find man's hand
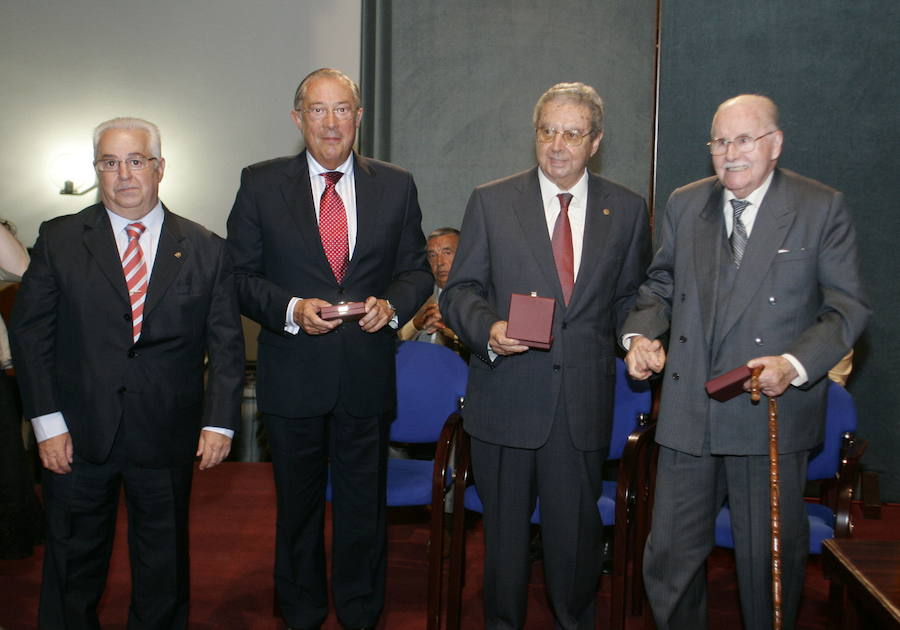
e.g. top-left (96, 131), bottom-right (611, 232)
top-left (359, 296), bottom-right (395, 333)
top-left (745, 356), bottom-right (798, 398)
top-left (625, 335), bottom-right (667, 380)
top-left (196, 430), bottom-right (232, 470)
top-left (293, 298), bottom-right (341, 335)
top-left (489, 321), bottom-right (528, 356)
top-left (38, 432), bottom-right (73, 474)
top-left (413, 302), bottom-right (443, 333)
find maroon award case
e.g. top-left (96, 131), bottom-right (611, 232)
top-left (705, 365), bottom-right (752, 402)
top-left (506, 293), bottom-right (554, 350)
top-left (320, 301), bottom-right (367, 321)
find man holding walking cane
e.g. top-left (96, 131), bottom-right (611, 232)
top-left (621, 94), bottom-right (869, 629)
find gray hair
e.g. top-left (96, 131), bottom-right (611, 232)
top-left (93, 117), bottom-right (161, 159)
top-left (711, 94), bottom-right (780, 136)
top-left (533, 82), bottom-right (604, 135)
top-left (293, 68), bottom-right (361, 111)
top-left (427, 227), bottom-right (460, 240)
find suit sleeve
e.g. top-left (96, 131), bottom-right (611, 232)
top-left (440, 187), bottom-right (499, 365)
top-left (226, 166), bottom-right (297, 332)
top-left (611, 197), bottom-right (652, 333)
top-left (784, 192), bottom-right (870, 382)
top-left (201, 241), bottom-right (245, 432)
top-left (620, 193), bottom-right (679, 345)
top-left (380, 175), bottom-right (433, 324)
top-left (9, 222), bottom-right (62, 420)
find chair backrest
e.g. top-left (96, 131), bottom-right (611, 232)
top-left (806, 381), bottom-right (857, 481)
top-left (608, 357), bottom-right (653, 460)
top-left (391, 341), bottom-right (468, 443)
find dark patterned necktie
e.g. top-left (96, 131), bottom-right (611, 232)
top-left (319, 171), bottom-right (349, 283)
top-left (122, 222), bottom-right (148, 342)
top-left (729, 199), bottom-right (750, 267)
top-left (552, 193), bottom-right (575, 305)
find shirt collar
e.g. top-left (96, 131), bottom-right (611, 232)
top-left (105, 201), bottom-right (164, 233)
top-left (306, 152), bottom-right (354, 177)
top-left (537, 167), bottom-right (589, 206)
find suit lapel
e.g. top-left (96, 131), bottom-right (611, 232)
top-left (568, 174), bottom-right (612, 308)
top-left (513, 169), bottom-right (564, 304)
top-left (718, 169), bottom-right (794, 341)
top-left (347, 154), bottom-right (382, 282)
top-left (280, 152), bottom-right (336, 283)
top-left (694, 182), bottom-right (726, 345)
top-left (81, 205), bottom-right (130, 306)
top-left (144, 207), bottom-right (185, 320)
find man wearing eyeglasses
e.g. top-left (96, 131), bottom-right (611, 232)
top-left (622, 94), bottom-right (869, 629)
top-left (226, 68), bottom-right (431, 630)
top-left (10, 117), bottom-right (245, 629)
top-left (441, 82), bottom-right (650, 629)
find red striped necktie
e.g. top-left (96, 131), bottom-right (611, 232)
top-left (122, 222), bottom-right (148, 342)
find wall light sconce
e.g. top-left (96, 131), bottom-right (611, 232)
top-left (50, 152), bottom-right (97, 196)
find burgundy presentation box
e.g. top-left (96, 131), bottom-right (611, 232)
top-left (705, 365), bottom-right (752, 402)
top-left (506, 293), bottom-right (554, 350)
top-left (320, 301), bottom-right (367, 321)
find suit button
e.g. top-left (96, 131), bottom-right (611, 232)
top-left (679, 335), bottom-right (687, 343)
top-left (672, 372), bottom-right (680, 380)
top-left (128, 349), bottom-right (137, 358)
top-left (680, 293), bottom-right (686, 302)
top-left (768, 296), bottom-right (777, 305)
top-left (561, 323), bottom-right (567, 330)
top-left (338, 288), bottom-right (345, 295)
top-left (118, 386), bottom-right (127, 393)
top-left (123, 313), bottom-right (132, 321)
top-left (553, 364), bottom-right (561, 372)
top-left (755, 337), bottom-right (764, 345)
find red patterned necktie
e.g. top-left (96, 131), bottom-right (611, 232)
top-left (319, 171), bottom-right (349, 283)
top-left (122, 222), bottom-right (148, 342)
top-left (551, 192), bottom-right (575, 305)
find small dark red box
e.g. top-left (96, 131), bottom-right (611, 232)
top-left (705, 365), bottom-right (752, 402)
top-left (506, 293), bottom-right (554, 350)
top-left (320, 301), bottom-right (367, 321)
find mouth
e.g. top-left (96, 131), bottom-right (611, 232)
top-left (723, 162), bottom-right (749, 172)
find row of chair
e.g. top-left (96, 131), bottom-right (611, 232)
top-left (376, 341), bottom-right (865, 629)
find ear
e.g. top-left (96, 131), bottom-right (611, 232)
top-left (589, 131), bottom-right (604, 158)
top-left (354, 107), bottom-right (364, 129)
top-left (290, 109), bottom-right (303, 132)
top-left (769, 130), bottom-right (784, 161)
top-left (155, 157), bottom-right (166, 182)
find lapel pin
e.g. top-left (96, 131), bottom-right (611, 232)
top-left (174, 251), bottom-right (182, 258)
top-left (603, 208), bottom-right (611, 216)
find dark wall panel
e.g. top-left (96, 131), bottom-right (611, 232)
top-left (363, 1), bottom-right (658, 235)
top-left (656, 2), bottom-right (900, 499)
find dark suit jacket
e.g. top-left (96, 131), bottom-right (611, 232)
top-left (226, 151), bottom-right (432, 418)
top-left (622, 168), bottom-right (870, 456)
top-left (10, 204), bottom-right (244, 468)
top-left (441, 168), bottom-right (651, 451)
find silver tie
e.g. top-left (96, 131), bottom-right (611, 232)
top-left (729, 199), bottom-right (750, 267)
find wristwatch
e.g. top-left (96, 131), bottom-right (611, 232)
top-left (383, 299), bottom-right (397, 313)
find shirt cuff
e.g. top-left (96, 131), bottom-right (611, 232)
top-left (388, 313), bottom-right (399, 330)
top-left (285, 297), bottom-right (301, 335)
top-left (621, 333), bottom-right (641, 350)
top-left (201, 426), bottom-right (235, 439)
top-left (31, 411), bottom-right (69, 443)
top-left (782, 353), bottom-right (808, 387)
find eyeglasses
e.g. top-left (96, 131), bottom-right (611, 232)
top-left (706, 130), bottom-right (778, 155)
top-left (94, 156), bottom-right (158, 172)
top-left (536, 127), bottom-right (593, 147)
top-left (301, 104), bottom-right (358, 120)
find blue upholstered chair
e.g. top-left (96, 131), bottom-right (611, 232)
top-left (714, 381), bottom-right (867, 554)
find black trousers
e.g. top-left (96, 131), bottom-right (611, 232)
top-left (39, 428), bottom-right (194, 630)
top-left (264, 406), bottom-right (389, 629)
top-left (471, 402), bottom-right (605, 630)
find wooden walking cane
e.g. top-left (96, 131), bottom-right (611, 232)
top-left (750, 366), bottom-right (783, 630)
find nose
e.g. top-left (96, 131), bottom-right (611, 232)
top-left (725, 140), bottom-right (741, 160)
top-left (323, 109), bottom-right (338, 127)
top-left (550, 132), bottom-right (566, 151)
top-left (117, 161), bottom-right (132, 178)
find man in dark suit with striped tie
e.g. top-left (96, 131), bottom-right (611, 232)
top-left (11, 117), bottom-right (244, 629)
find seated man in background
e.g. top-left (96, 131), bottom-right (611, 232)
top-left (398, 227), bottom-right (467, 358)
